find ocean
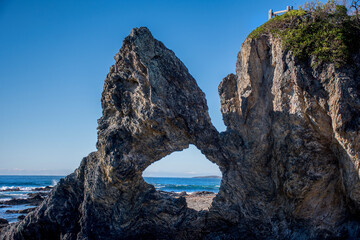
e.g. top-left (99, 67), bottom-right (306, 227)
top-left (0, 175), bottom-right (220, 223)
top-left (144, 177), bottom-right (220, 192)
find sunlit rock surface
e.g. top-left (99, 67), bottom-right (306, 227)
top-left (1, 28), bottom-right (359, 239)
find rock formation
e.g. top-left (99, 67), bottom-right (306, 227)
top-left (0, 218), bottom-right (8, 230)
top-left (1, 27), bottom-right (359, 239)
top-left (218, 35), bottom-right (360, 239)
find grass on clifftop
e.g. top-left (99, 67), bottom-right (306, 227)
top-left (248, 0), bottom-right (360, 67)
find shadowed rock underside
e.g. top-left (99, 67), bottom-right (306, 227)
top-left (1, 27), bottom-right (359, 239)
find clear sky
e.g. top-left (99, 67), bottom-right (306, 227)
top-left (0, 0), bottom-right (318, 176)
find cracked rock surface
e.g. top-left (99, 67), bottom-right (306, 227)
top-left (1, 28), bottom-right (359, 239)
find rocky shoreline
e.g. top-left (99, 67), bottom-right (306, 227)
top-left (0, 186), bottom-right (53, 229)
top-left (0, 189), bottom-right (215, 231)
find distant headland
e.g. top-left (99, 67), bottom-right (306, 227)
top-left (192, 175), bottom-right (221, 179)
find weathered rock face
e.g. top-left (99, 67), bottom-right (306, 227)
top-left (1, 27), bottom-right (359, 239)
top-left (218, 35), bottom-right (360, 238)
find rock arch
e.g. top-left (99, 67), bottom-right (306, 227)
top-left (1, 27), bottom-right (360, 240)
top-left (142, 144), bottom-right (222, 211)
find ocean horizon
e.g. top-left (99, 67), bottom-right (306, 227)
top-left (0, 175), bottom-right (221, 193)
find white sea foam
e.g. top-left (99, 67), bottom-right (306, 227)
top-left (0, 186), bottom-right (17, 191)
top-left (0, 186), bottom-right (34, 191)
top-left (0, 197), bottom-right (12, 202)
top-left (0, 186), bottom-right (48, 192)
top-left (51, 179), bottom-right (58, 186)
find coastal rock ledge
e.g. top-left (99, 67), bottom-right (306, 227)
top-left (1, 27), bottom-right (360, 239)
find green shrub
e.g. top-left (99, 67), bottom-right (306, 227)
top-left (248, 1), bottom-right (360, 67)
top-left (248, 10), bottom-right (307, 39)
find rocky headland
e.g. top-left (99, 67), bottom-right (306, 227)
top-left (1, 8), bottom-right (360, 239)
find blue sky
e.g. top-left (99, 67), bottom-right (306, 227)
top-left (0, 0), bottom-right (315, 176)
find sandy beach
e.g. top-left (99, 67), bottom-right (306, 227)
top-left (185, 192), bottom-right (216, 211)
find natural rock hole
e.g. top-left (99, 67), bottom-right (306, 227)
top-left (142, 144), bottom-right (222, 211)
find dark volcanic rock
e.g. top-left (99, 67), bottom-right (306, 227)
top-left (0, 218), bottom-right (9, 230)
top-left (1, 193), bottom-right (45, 206)
top-left (0, 218), bottom-right (8, 225)
top-left (190, 191), bottom-right (214, 196)
top-left (5, 208), bottom-right (36, 214)
top-left (33, 186), bottom-right (53, 192)
top-left (0, 188), bottom-right (21, 192)
top-left (1, 27), bottom-right (359, 239)
top-left (27, 192), bottom-right (49, 198)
